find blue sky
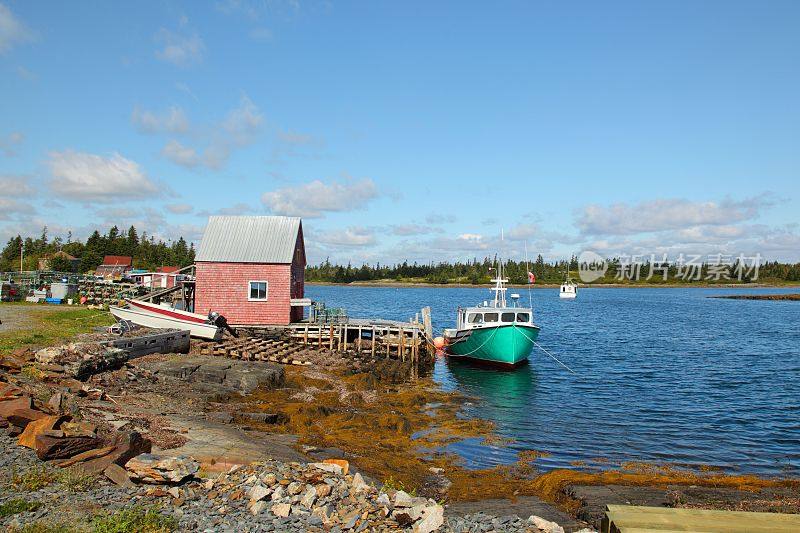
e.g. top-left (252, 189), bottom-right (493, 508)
top-left (1, 1), bottom-right (799, 263)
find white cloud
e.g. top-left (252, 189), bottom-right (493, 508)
top-left (158, 96), bottom-right (263, 170)
top-left (272, 128), bottom-right (326, 160)
top-left (0, 198), bottom-right (35, 220)
top-left (47, 150), bottom-right (160, 203)
top-left (0, 131), bottom-right (24, 155)
top-left (132, 106), bottom-right (189, 134)
top-left (0, 174), bottom-right (33, 196)
top-left (389, 224), bottom-right (443, 236)
top-left (197, 203), bottom-right (257, 217)
top-left (165, 203), bottom-right (193, 214)
top-left (261, 177), bottom-right (379, 218)
top-left (155, 27), bottom-right (204, 67)
top-left (310, 226), bottom-right (377, 247)
top-left (222, 95), bottom-right (263, 145)
top-left (161, 139), bottom-right (199, 168)
top-left (576, 195), bottom-right (776, 236)
top-left (94, 206), bottom-right (140, 221)
top-left (0, 3), bottom-right (34, 54)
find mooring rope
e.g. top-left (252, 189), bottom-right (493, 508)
top-left (516, 327), bottom-right (576, 374)
top-left (533, 341), bottom-right (576, 374)
top-left (451, 326), bottom-right (500, 357)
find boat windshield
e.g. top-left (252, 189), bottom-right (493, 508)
top-left (501, 312), bottom-right (515, 323)
top-left (516, 312), bottom-right (530, 323)
top-left (484, 312), bottom-right (499, 323)
top-left (468, 313), bottom-right (483, 324)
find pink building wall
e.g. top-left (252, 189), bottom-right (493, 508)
top-left (195, 262), bottom-right (293, 325)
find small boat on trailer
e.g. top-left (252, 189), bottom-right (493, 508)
top-left (443, 261), bottom-right (540, 367)
top-left (108, 298), bottom-right (236, 341)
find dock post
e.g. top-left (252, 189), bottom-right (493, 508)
top-left (399, 327), bottom-right (405, 361)
top-left (358, 326), bottom-right (362, 353)
top-left (412, 327), bottom-right (418, 362)
top-left (422, 307), bottom-right (432, 341)
top-left (318, 326), bottom-right (322, 348)
top-left (304, 324), bottom-right (308, 346)
top-left (343, 324), bottom-right (348, 352)
top-left (329, 325), bottom-right (334, 351)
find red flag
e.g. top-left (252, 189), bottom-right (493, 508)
top-left (528, 271), bottom-right (536, 284)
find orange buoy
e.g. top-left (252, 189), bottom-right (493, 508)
top-left (433, 336), bottom-right (446, 349)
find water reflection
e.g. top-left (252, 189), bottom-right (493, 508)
top-left (442, 357), bottom-right (536, 403)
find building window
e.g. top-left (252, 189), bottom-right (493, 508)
top-left (248, 281), bottom-right (268, 301)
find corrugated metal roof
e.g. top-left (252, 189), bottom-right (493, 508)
top-left (196, 216), bottom-right (302, 264)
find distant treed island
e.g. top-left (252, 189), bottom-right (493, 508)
top-left (2, 226), bottom-right (800, 285)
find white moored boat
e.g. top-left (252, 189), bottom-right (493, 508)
top-left (109, 304), bottom-right (224, 340)
top-left (559, 279), bottom-right (578, 299)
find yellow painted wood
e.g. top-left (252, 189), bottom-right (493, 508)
top-left (605, 505), bottom-right (800, 533)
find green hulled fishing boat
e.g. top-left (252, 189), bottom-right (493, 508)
top-left (443, 260), bottom-right (540, 367)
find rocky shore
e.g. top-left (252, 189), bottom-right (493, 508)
top-left (0, 424), bottom-right (581, 533)
top-left (0, 323), bottom-right (590, 532)
top-left (3, 309), bottom-right (798, 532)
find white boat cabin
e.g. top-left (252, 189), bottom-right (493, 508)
top-left (456, 305), bottom-right (533, 330)
top-left (560, 280), bottom-right (578, 299)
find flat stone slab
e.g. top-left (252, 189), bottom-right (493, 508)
top-left (140, 355), bottom-right (284, 396)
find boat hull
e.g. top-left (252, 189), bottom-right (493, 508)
top-left (127, 299), bottom-right (207, 323)
top-left (447, 324), bottom-right (539, 366)
top-left (109, 306), bottom-right (223, 340)
top-left (559, 292), bottom-right (577, 299)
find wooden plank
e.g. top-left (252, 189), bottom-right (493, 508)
top-left (604, 505), bottom-right (800, 533)
top-left (371, 326), bottom-right (376, 357)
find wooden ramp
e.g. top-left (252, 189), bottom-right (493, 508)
top-left (602, 504), bottom-right (800, 533)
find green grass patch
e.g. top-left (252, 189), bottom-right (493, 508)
top-left (0, 498), bottom-right (41, 518)
top-left (11, 466), bottom-right (58, 492)
top-left (91, 506), bottom-right (177, 533)
top-left (57, 468), bottom-right (97, 493)
top-left (9, 466), bottom-right (97, 493)
top-left (0, 305), bottom-right (114, 355)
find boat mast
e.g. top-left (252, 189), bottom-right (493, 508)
top-left (491, 231), bottom-right (507, 308)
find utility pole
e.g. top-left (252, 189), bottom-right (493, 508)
top-left (20, 240), bottom-right (23, 272)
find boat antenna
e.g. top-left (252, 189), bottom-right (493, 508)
top-left (524, 241), bottom-right (532, 309)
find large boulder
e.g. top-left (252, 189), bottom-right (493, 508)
top-left (74, 431), bottom-right (152, 474)
top-left (35, 434), bottom-right (102, 460)
top-left (18, 415), bottom-right (69, 449)
top-left (125, 453), bottom-right (199, 484)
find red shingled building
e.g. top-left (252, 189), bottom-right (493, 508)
top-left (95, 255), bottom-right (133, 280)
top-left (194, 216), bottom-right (307, 325)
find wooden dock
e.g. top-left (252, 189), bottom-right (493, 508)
top-left (236, 307), bottom-right (435, 364)
top-left (602, 504), bottom-right (800, 533)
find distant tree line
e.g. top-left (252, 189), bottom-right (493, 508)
top-left (306, 255), bottom-right (800, 284)
top-left (0, 226), bottom-right (195, 273)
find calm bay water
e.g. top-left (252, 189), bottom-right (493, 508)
top-left (306, 284), bottom-right (800, 475)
